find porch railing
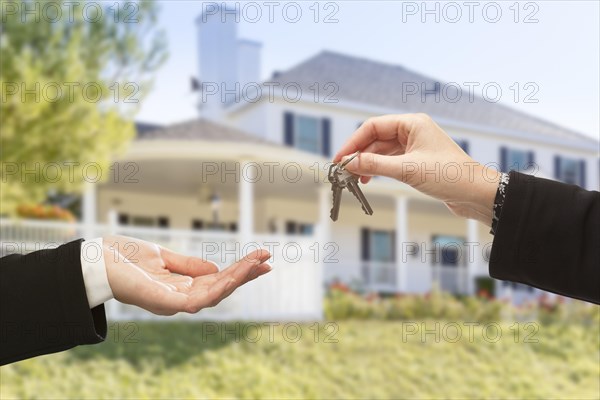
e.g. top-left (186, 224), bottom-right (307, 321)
top-left (0, 218), bottom-right (324, 321)
top-left (361, 261), bottom-right (470, 295)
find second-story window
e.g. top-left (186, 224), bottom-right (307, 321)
top-left (284, 112), bottom-right (331, 157)
top-left (500, 147), bottom-right (534, 172)
top-left (555, 156), bottom-right (586, 187)
top-left (296, 115), bottom-right (320, 153)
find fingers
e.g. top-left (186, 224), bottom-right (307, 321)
top-left (218, 249), bottom-right (271, 279)
top-left (160, 247), bottom-right (219, 277)
top-left (333, 114), bottom-right (418, 162)
top-left (243, 262), bottom-right (272, 284)
top-left (341, 152), bottom-right (403, 180)
top-left (184, 250), bottom-right (272, 313)
top-left (362, 139), bottom-right (405, 156)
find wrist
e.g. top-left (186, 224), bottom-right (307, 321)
top-left (444, 164), bottom-right (500, 226)
top-left (470, 165), bottom-right (501, 226)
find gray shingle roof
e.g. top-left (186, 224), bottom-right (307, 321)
top-left (136, 118), bottom-right (275, 145)
top-left (269, 51), bottom-right (597, 147)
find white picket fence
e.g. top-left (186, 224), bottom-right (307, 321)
top-left (0, 218), bottom-right (324, 321)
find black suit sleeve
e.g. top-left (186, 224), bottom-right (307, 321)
top-left (0, 239), bottom-right (107, 365)
top-left (490, 171), bottom-right (600, 304)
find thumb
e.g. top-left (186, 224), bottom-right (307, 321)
top-left (341, 152), bottom-right (402, 180)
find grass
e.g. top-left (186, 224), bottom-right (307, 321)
top-left (1, 320), bottom-right (599, 399)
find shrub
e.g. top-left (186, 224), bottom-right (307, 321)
top-left (17, 204), bottom-right (75, 222)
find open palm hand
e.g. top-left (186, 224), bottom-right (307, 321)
top-left (102, 235), bottom-right (271, 315)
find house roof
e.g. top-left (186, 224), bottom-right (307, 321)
top-left (136, 118), bottom-right (276, 145)
top-left (268, 51), bottom-right (598, 148)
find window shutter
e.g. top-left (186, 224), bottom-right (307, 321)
top-left (500, 147), bottom-right (507, 172)
top-left (527, 151), bottom-right (535, 170)
top-left (554, 156), bottom-right (561, 180)
top-left (579, 159), bottom-right (586, 188)
top-left (321, 118), bottom-right (331, 157)
top-left (361, 228), bottom-right (370, 261)
top-left (284, 112), bottom-right (294, 146)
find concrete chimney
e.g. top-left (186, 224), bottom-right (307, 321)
top-left (195, 5), bottom-right (262, 121)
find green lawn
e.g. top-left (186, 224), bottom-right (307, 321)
top-left (1, 320), bottom-right (598, 399)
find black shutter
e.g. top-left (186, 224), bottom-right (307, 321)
top-left (284, 112), bottom-right (294, 146)
top-left (321, 118), bottom-right (331, 157)
top-left (361, 228), bottom-right (370, 261)
top-left (500, 147), bottom-right (507, 172)
top-left (554, 156), bottom-right (561, 180)
top-left (527, 151), bottom-right (535, 170)
top-left (579, 159), bottom-right (586, 188)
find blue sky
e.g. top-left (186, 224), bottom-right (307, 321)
top-left (137, 1), bottom-right (600, 140)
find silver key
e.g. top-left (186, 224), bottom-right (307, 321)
top-left (330, 182), bottom-right (343, 221)
top-left (346, 177), bottom-right (374, 216)
top-left (328, 152), bottom-right (374, 221)
top-left (328, 164), bottom-right (343, 221)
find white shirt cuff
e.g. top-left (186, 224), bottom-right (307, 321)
top-left (80, 237), bottom-right (114, 308)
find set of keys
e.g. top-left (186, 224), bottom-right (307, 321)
top-left (328, 151), bottom-right (374, 221)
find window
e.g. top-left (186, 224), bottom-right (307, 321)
top-left (157, 216), bottom-right (169, 228)
top-left (283, 112), bottom-right (331, 156)
top-left (118, 213), bottom-right (129, 225)
top-left (500, 147), bottom-right (534, 172)
top-left (286, 221), bottom-right (314, 236)
top-left (432, 235), bottom-right (464, 267)
top-left (361, 228), bottom-right (395, 262)
top-left (371, 231), bottom-right (394, 262)
top-left (192, 219), bottom-right (237, 232)
top-left (192, 219), bottom-right (204, 230)
top-left (296, 115), bottom-right (320, 153)
top-left (555, 156), bottom-right (586, 187)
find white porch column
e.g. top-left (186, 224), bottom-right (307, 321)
top-left (239, 161), bottom-right (255, 242)
top-left (82, 182), bottom-right (97, 239)
top-left (317, 186), bottom-right (332, 242)
top-left (238, 161), bottom-right (256, 319)
top-left (395, 196), bottom-right (409, 293)
top-left (315, 186), bottom-right (331, 319)
top-left (466, 218), bottom-right (479, 295)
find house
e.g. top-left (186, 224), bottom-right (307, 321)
top-left (101, 12), bottom-right (599, 306)
top-left (2, 10), bottom-right (597, 319)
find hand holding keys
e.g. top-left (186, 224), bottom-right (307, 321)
top-left (328, 151), bottom-right (374, 221)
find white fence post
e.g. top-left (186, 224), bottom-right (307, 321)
top-left (396, 196), bottom-right (409, 292)
top-left (82, 183), bottom-right (97, 240)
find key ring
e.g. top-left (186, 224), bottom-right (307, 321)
top-left (339, 151), bottom-right (360, 170)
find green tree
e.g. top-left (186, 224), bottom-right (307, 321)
top-left (0, 0), bottom-right (167, 214)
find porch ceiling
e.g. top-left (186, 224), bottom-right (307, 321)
top-left (107, 139), bottom-right (431, 201)
top-left (101, 158), bottom-right (323, 201)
